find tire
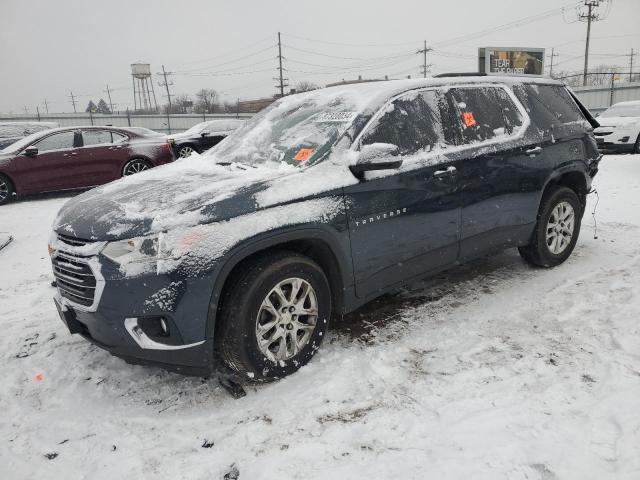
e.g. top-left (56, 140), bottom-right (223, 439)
top-left (122, 159), bottom-right (151, 176)
top-left (0, 174), bottom-right (14, 206)
top-left (177, 145), bottom-right (196, 158)
top-left (518, 186), bottom-right (582, 268)
top-left (633, 134), bottom-right (640, 154)
top-left (215, 251), bottom-right (331, 381)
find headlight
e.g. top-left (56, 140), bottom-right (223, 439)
top-left (102, 235), bottom-right (158, 265)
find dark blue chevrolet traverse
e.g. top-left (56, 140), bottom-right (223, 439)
top-left (50, 75), bottom-right (601, 380)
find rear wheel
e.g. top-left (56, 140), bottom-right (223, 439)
top-left (0, 175), bottom-right (14, 205)
top-left (215, 251), bottom-right (331, 381)
top-left (122, 159), bottom-right (151, 176)
top-left (178, 145), bottom-right (195, 158)
top-left (519, 186), bottom-right (582, 267)
top-left (633, 134), bottom-right (640, 154)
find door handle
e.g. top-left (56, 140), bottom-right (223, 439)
top-left (525, 146), bottom-right (542, 156)
top-left (433, 166), bottom-right (457, 179)
top-left (108, 146), bottom-right (122, 150)
top-left (63, 152), bottom-right (77, 157)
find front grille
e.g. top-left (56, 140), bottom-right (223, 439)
top-left (57, 233), bottom-right (92, 248)
top-left (52, 253), bottom-right (97, 307)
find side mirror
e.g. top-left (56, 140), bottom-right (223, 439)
top-left (349, 143), bottom-right (402, 178)
top-left (201, 130), bottom-right (210, 137)
top-left (24, 146), bottom-right (38, 157)
top-left (594, 112), bottom-right (600, 117)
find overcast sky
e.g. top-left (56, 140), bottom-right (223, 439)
top-left (1, 0), bottom-right (638, 114)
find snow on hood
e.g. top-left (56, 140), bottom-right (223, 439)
top-left (53, 150), bottom-right (358, 241)
top-left (596, 116), bottom-right (640, 128)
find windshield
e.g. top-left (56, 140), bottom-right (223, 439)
top-left (182, 122), bottom-right (208, 136)
top-left (209, 91), bottom-right (361, 167)
top-left (601, 103), bottom-right (640, 118)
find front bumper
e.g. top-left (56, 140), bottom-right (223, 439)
top-left (594, 130), bottom-right (636, 153)
top-left (53, 254), bottom-right (218, 375)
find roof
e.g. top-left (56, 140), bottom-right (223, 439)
top-left (287, 75), bottom-right (563, 117)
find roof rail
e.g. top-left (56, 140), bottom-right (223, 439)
top-left (433, 72), bottom-right (487, 78)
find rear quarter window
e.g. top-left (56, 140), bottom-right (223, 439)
top-left (513, 84), bottom-right (589, 138)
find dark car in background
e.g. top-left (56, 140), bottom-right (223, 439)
top-left (0, 126), bottom-right (174, 205)
top-left (168, 119), bottom-right (246, 157)
top-left (50, 76), bottom-right (600, 380)
top-left (0, 121), bottom-right (59, 149)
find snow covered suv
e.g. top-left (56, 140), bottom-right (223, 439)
top-left (593, 100), bottom-right (640, 154)
top-left (50, 75), bottom-right (601, 380)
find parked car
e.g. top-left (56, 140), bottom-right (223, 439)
top-left (0, 121), bottom-right (59, 149)
top-left (167, 119), bottom-right (246, 157)
top-left (0, 126), bottom-right (174, 205)
top-left (593, 100), bottom-right (640, 153)
top-left (50, 76), bottom-right (600, 380)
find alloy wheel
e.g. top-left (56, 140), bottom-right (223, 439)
top-left (546, 201), bottom-right (575, 255)
top-left (124, 161), bottom-right (149, 176)
top-left (0, 179), bottom-right (8, 202)
top-left (255, 277), bottom-right (319, 362)
top-left (179, 146), bottom-right (194, 158)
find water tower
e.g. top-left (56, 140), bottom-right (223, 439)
top-left (131, 62), bottom-right (158, 112)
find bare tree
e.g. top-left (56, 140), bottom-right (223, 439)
top-left (174, 94), bottom-right (193, 114)
top-left (195, 88), bottom-right (218, 113)
top-left (294, 81), bottom-right (319, 92)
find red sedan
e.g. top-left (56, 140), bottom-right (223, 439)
top-left (0, 126), bottom-right (174, 205)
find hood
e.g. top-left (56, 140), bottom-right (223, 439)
top-left (596, 116), bottom-right (640, 128)
top-left (52, 152), bottom-right (356, 241)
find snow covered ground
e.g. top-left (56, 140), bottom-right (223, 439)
top-left (1, 155), bottom-right (639, 480)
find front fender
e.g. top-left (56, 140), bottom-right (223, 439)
top-left (203, 224), bottom-right (352, 340)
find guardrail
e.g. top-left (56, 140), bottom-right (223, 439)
top-left (0, 113), bottom-right (254, 134)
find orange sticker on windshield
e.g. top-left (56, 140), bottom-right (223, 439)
top-left (462, 111), bottom-right (477, 127)
top-left (294, 148), bottom-right (315, 162)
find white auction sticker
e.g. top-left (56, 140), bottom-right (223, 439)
top-left (314, 111), bottom-right (358, 123)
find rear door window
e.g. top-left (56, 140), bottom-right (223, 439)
top-left (82, 130), bottom-right (113, 146)
top-left (361, 88), bottom-right (454, 156)
top-left (446, 86), bottom-right (525, 146)
top-left (34, 131), bottom-right (76, 152)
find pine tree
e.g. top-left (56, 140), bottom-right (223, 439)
top-left (97, 98), bottom-right (111, 114)
top-left (85, 100), bottom-right (97, 113)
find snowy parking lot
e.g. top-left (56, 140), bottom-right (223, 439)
top-left (1, 155), bottom-right (639, 480)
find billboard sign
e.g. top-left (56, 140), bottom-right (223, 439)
top-left (479, 47), bottom-right (545, 76)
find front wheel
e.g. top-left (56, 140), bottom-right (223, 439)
top-left (519, 186), bottom-right (582, 267)
top-left (215, 251), bottom-right (331, 381)
top-left (0, 175), bottom-right (14, 205)
top-left (122, 159), bottom-right (151, 176)
top-left (633, 134), bottom-right (640, 154)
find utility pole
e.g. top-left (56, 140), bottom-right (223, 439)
top-left (548, 47), bottom-right (559, 78)
top-left (274, 32), bottom-right (288, 97)
top-left (69, 91), bottom-right (77, 113)
top-left (416, 41), bottom-right (432, 78)
top-left (36, 106), bottom-right (41, 121)
top-left (23, 106), bottom-right (28, 115)
top-left (43, 99), bottom-right (49, 114)
top-left (159, 65), bottom-right (173, 134)
top-left (626, 48), bottom-right (635, 82)
top-left (579, 0), bottom-right (609, 86)
top-left (105, 84), bottom-right (114, 113)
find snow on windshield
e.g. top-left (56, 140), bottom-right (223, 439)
top-left (207, 87), bottom-right (374, 167)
